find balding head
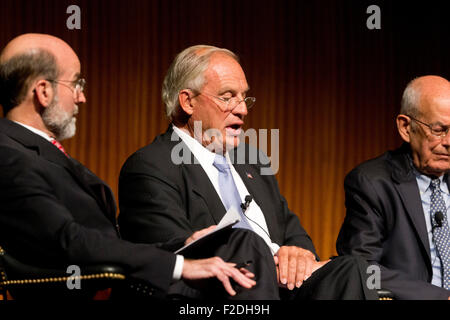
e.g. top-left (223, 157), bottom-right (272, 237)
top-left (0, 34), bottom-right (83, 140)
top-left (0, 33), bottom-right (81, 111)
top-left (397, 75), bottom-right (450, 176)
top-left (0, 33), bottom-right (78, 67)
top-left (401, 75), bottom-right (450, 118)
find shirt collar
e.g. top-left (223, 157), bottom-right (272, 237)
top-left (409, 155), bottom-right (450, 196)
top-left (13, 121), bottom-right (53, 142)
top-left (172, 125), bottom-right (218, 166)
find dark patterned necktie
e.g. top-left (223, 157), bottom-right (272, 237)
top-left (213, 154), bottom-right (252, 231)
top-left (429, 178), bottom-right (450, 289)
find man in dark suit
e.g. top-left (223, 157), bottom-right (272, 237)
top-left (0, 33), bottom-right (258, 299)
top-left (337, 75), bottom-right (450, 300)
top-left (119, 45), bottom-right (377, 300)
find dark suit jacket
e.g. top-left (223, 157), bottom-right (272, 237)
top-left (0, 118), bottom-right (176, 296)
top-left (118, 126), bottom-right (317, 258)
top-left (337, 143), bottom-right (450, 299)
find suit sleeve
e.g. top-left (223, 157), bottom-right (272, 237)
top-left (118, 152), bottom-right (192, 251)
top-left (337, 167), bottom-right (449, 300)
top-left (0, 147), bottom-right (176, 296)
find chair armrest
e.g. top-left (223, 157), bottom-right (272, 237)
top-left (0, 246), bottom-right (126, 299)
top-left (377, 289), bottom-right (395, 300)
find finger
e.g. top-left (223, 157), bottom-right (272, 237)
top-left (226, 268), bottom-right (256, 290)
top-left (275, 264), bottom-right (281, 286)
top-left (223, 262), bottom-right (256, 285)
top-left (238, 268), bottom-right (255, 278)
top-left (230, 266), bottom-right (256, 284)
top-left (273, 255), bottom-right (279, 265)
top-left (288, 254), bottom-right (299, 290)
top-left (294, 257), bottom-right (307, 288)
top-left (272, 255), bottom-right (280, 283)
top-left (303, 257), bottom-right (314, 282)
top-left (226, 262), bottom-right (255, 278)
top-left (277, 250), bottom-right (289, 285)
top-left (217, 272), bottom-right (236, 296)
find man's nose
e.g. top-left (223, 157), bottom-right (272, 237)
top-left (232, 99), bottom-right (248, 117)
top-left (76, 91), bottom-right (86, 104)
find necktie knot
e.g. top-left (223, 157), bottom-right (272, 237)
top-left (213, 155), bottom-right (230, 173)
top-left (430, 178), bottom-right (441, 191)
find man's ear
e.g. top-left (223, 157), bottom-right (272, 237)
top-left (178, 89), bottom-right (195, 116)
top-left (396, 114), bottom-right (411, 143)
top-left (33, 79), bottom-right (54, 108)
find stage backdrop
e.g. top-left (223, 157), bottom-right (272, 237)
top-left (1, 0), bottom-right (448, 259)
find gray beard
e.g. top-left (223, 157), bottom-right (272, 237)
top-left (42, 94), bottom-right (78, 141)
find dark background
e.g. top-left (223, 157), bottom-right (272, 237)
top-left (1, 0), bottom-right (448, 259)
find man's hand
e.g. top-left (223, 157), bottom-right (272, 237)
top-left (185, 225), bottom-right (217, 245)
top-left (274, 246), bottom-right (330, 290)
top-left (182, 257), bottom-right (256, 296)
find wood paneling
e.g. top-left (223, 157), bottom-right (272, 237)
top-left (1, 0), bottom-right (448, 259)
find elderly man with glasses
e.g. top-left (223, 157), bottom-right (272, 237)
top-left (118, 45), bottom-right (377, 300)
top-left (337, 75), bottom-right (450, 300)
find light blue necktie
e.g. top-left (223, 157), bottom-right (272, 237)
top-left (429, 178), bottom-right (450, 290)
top-left (213, 154), bottom-right (253, 231)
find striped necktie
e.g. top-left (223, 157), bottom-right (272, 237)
top-left (51, 139), bottom-right (68, 157)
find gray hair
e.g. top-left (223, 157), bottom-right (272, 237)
top-left (400, 78), bottom-right (422, 130)
top-left (0, 49), bottom-right (59, 114)
top-left (162, 45), bottom-right (239, 121)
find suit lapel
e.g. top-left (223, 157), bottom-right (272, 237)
top-left (390, 146), bottom-right (431, 260)
top-left (183, 163), bottom-right (227, 224)
top-left (394, 181), bottom-right (430, 258)
top-left (163, 127), bottom-right (226, 224)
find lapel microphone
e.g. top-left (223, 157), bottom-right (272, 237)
top-left (434, 211), bottom-right (444, 229)
top-left (240, 195), bottom-right (273, 241)
top-left (240, 195), bottom-right (253, 212)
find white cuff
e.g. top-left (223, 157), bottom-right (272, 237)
top-left (172, 254), bottom-right (184, 281)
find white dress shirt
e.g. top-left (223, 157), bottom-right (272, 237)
top-left (173, 125), bottom-right (280, 255)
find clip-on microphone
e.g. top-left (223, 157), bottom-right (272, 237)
top-left (240, 195), bottom-right (253, 212)
top-left (433, 211), bottom-right (444, 230)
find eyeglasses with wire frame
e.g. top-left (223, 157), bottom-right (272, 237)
top-left (197, 91), bottom-right (256, 111)
top-left (407, 114), bottom-right (450, 138)
top-left (47, 78), bottom-right (86, 98)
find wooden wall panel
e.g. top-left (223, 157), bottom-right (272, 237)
top-left (1, 0), bottom-right (449, 260)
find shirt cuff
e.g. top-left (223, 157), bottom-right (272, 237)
top-left (270, 243), bottom-right (281, 255)
top-left (172, 254), bottom-right (184, 281)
